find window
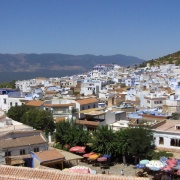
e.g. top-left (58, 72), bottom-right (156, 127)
top-left (88, 105), bottom-right (90, 109)
top-left (34, 147), bottom-right (39, 152)
top-left (159, 137), bottom-right (164, 145)
top-left (20, 149), bottom-right (26, 155)
top-left (5, 151), bottom-right (11, 156)
top-left (15, 102), bottom-right (18, 106)
top-left (10, 102), bottom-right (12, 106)
top-left (3, 99), bottom-right (7, 104)
top-left (171, 139), bottom-right (180, 147)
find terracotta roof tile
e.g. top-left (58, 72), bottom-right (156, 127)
top-left (34, 149), bottom-right (65, 163)
top-left (0, 135), bottom-right (47, 149)
top-left (0, 165), bottom-right (149, 180)
top-left (76, 98), bottom-right (98, 105)
top-left (26, 100), bottom-right (44, 107)
top-left (75, 119), bottom-right (99, 126)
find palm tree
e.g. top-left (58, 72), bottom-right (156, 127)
top-left (115, 128), bottom-right (130, 164)
top-left (90, 125), bottom-right (116, 155)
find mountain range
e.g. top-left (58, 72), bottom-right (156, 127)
top-left (0, 53), bottom-right (145, 82)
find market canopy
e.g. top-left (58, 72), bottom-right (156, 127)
top-left (140, 159), bottom-right (149, 165)
top-left (146, 160), bottom-right (165, 171)
top-left (69, 146), bottom-right (86, 153)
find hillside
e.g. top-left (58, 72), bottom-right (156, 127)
top-left (0, 53), bottom-right (145, 82)
top-left (139, 51), bottom-right (180, 67)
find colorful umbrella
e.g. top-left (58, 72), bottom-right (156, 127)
top-left (88, 154), bottom-right (100, 160)
top-left (69, 146), bottom-right (86, 153)
top-left (136, 164), bottom-right (146, 169)
top-left (177, 169), bottom-right (180, 176)
top-left (167, 158), bottom-right (178, 165)
top-left (160, 157), bottom-right (168, 163)
top-left (103, 154), bottom-right (111, 159)
top-left (161, 166), bottom-right (172, 172)
top-left (97, 157), bottom-right (107, 162)
top-left (168, 163), bottom-right (176, 168)
top-left (83, 152), bottom-right (95, 158)
top-left (149, 167), bottom-right (161, 171)
top-left (69, 165), bottom-right (90, 174)
top-left (140, 159), bottom-right (149, 165)
top-left (146, 160), bottom-right (165, 170)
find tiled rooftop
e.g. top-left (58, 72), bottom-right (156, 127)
top-left (50, 148), bottom-right (83, 161)
top-left (0, 165), bottom-right (149, 180)
top-left (0, 135), bottom-right (47, 149)
top-left (34, 149), bottom-right (65, 162)
top-left (26, 100), bottom-right (44, 107)
top-left (76, 98), bottom-right (98, 105)
top-left (155, 120), bottom-right (180, 133)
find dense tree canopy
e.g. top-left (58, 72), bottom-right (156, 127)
top-left (90, 125), bottom-right (116, 155)
top-left (7, 105), bottom-right (55, 133)
top-left (7, 104), bottom-right (32, 122)
top-left (55, 123), bottom-right (154, 161)
top-left (55, 121), bottom-right (90, 147)
top-left (127, 126), bottom-right (153, 158)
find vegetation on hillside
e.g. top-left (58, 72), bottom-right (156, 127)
top-left (139, 51), bottom-right (180, 67)
top-left (0, 80), bottom-right (16, 88)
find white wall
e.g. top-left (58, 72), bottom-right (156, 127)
top-left (154, 131), bottom-right (180, 150)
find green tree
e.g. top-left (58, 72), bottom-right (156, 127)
top-left (115, 128), bottom-right (131, 163)
top-left (7, 105), bottom-right (55, 134)
top-left (55, 121), bottom-right (90, 147)
top-left (90, 125), bottom-right (116, 155)
top-left (21, 109), bottom-right (55, 134)
top-left (128, 126), bottom-right (153, 160)
top-left (55, 121), bottom-right (71, 146)
top-left (7, 104), bottom-right (32, 122)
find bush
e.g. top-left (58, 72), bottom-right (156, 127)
top-left (150, 151), bottom-right (173, 160)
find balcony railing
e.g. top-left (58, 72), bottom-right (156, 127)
top-left (53, 110), bottom-right (72, 115)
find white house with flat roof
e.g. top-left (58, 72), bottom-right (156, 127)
top-left (153, 120), bottom-right (180, 151)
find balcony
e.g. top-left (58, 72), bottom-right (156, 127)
top-left (52, 110), bottom-right (72, 115)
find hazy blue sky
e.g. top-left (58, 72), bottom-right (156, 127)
top-left (0, 0), bottom-right (180, 60)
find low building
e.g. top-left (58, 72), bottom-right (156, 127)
top-left (153, 120), bottom-right (180, 151)
top-left (0, 130), bottom-right (48, 164)
top-left (75, 97), bottom-right (99, 119)
top-left (31, 149), bottom-right (65, 169)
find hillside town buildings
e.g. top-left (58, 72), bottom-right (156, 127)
top-left (0, 63), bottom-right (180, 178)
